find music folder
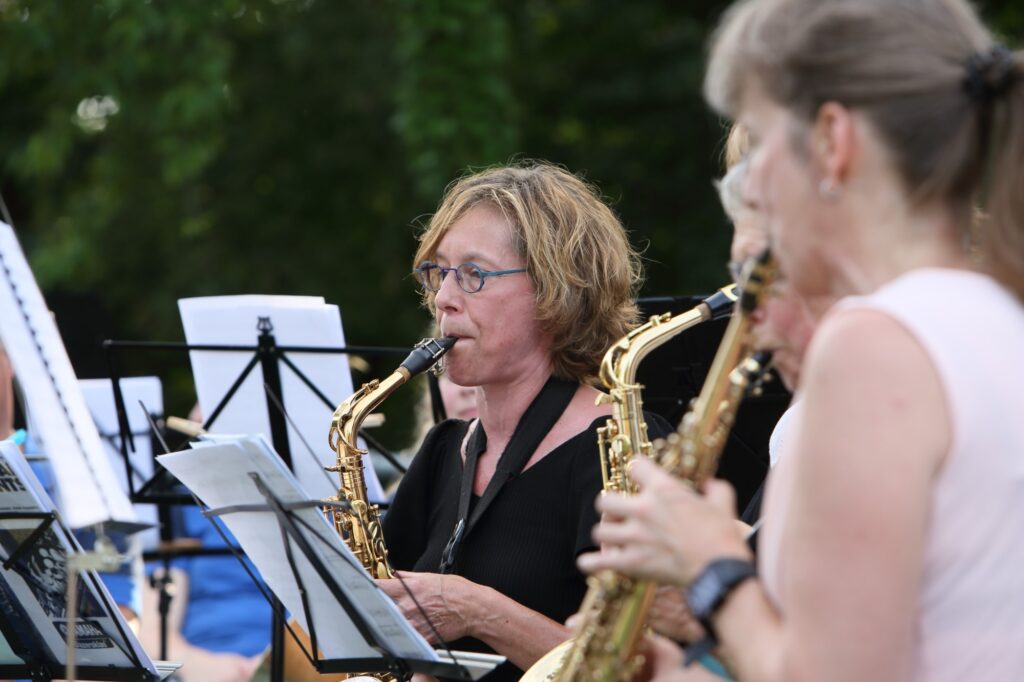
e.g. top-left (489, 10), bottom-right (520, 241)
top-left (0, 441), bottom-right (162, 681)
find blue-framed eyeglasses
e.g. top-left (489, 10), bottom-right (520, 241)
top-left (414, 261), bottom-right (527, 294)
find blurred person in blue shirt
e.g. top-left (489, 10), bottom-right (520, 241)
top-left (138, 404), bottom-right (272, 682)
top-left (140, 505), bottom-right (272, 682)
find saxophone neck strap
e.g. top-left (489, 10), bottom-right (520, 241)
top-left (439, 375), bottom-right (578, 574)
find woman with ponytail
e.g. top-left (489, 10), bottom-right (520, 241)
top-left (578, 1), bottom-right (1024, 680)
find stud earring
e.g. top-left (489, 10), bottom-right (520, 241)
top-left (818, 178), bottom-right (842, 201)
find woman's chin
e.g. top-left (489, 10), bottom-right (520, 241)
top-left (444, 366), bottom-right (477, 388)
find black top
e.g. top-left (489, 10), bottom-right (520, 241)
top-left (383, 412), bottom-right (672, 681)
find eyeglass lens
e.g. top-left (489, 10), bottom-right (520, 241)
top-left (418, 263), bottom-right (484, 293)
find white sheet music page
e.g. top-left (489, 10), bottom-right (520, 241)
top-left (157, 435), bottom-right (438, 663)
top-left (0, 441), bottom-right (157, 674)
top-left (178, 295), bottom-right (386, 504)
top-left (0, 221), bottom-right (135, 528)
top-left (79, 377), bottom-right (163, 549)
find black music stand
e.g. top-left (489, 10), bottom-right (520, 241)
top-left (199, 471), bottom-right (478, 681)
top-left (0, 510), bottom-right (159, 681)
top-left (102, 320), bottom-right (410, 682)
top-left (103, 319), bottom-right (410, 506)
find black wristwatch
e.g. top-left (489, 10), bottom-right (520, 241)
top-left (683, 557), bottom-right (757, 665)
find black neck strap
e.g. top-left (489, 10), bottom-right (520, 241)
top-left (439, 375), bottom-right (578, 573)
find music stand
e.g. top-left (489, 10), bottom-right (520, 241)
top-left (103, 321), bottom-right (410, 506)
top-left (102, 321), bottom-right (411, 682)
top-left (159, 438), bottom-right (502, 681)
top-left (0, 446), bottom-right (160, 682)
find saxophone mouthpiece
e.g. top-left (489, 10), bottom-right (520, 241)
top-left (703, 283), bottom-right (740, 320)
top-left (400, 336), bottom-right (458, 376)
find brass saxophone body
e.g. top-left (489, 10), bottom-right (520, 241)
top-left (595, 284), bottom-right (739, 494)
top-left (521, 285), bottom-right (740, 682)
top-left (294, 337), bottom-right (456, 682)
top-left (584, 253), bottom-right (773, 682)
top-left (326, 336), bottom-right (456, 579)
top-left (262, 338), bottom-right (456, 682)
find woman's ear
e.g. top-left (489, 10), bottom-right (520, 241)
top-left (813, 101), bottom-right (857, 191)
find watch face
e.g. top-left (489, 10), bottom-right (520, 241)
top-left (686, 558), bottom-right (756, 621)
top-left (688, 572), bottom-right (721, 616)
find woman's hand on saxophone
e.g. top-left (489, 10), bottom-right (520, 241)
top-left (647, 586), bottom-right (705, 643)
top-left (376, 571), bottom-right (475, 643)
top-left (577, 458), bottom-right (751, 587)
top-left (564, 585), bottom-right (704, 650)
top-left (636, 636), bottom-right (727, 682)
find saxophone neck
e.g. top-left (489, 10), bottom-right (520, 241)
top-left (329, 371), bottom-right (405, 458)
top-left (664, 250), bottom-right (776, 481)
top-left (599, 301), bottom-right (718, 391)
top-left (328, 336), bottom-right (457, 458)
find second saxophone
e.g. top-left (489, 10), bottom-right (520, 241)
top-left (522, 252), bottom-right (774, 682)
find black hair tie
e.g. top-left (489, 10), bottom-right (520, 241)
top-left (964, 46), bottom-right (1017, 101)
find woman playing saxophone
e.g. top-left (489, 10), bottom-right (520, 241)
top-left (378, 162), bottom-right (671, 681)
top-left (579, 1), bottom-right (1024, 680)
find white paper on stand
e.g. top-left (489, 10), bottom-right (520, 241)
top-left (0, 221), bottom-right (135, 529)
top-left (0, 441), bottom-right (157, 674)
top-left (79, 377), bottom-right (163, 549)
top-left (157, 436), bottom-right (437, 663)
top-left (178, 295), bottom-right (385, 503)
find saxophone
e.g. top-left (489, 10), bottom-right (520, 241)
top-left (273, 337), bottom-right (456, 682)
top-left (520, 284), bottom-right (739, 682)
top-left (595, 284), bottom-right (739, 494)
top-left (326, 336), bottom-right (456, 580)
top-left (522, 252), bottom-right (774, 682)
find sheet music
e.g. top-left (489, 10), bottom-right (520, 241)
top-left (437, 650), bottom-right (507, 681)
top-left (178, 295), bottom-right (386, 504)
top-left (158, 436), bottom-right (439, 663)
top-left (0, 441), bottom-right (157, 674)
top-left (0, 221), bottom-right (135, 528)
top-left (79, 377), bottom-right (162, 549)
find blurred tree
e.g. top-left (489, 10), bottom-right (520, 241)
top-left (394, 0), bottom-right (519, 200)
top-left (0, 0), bottom-right (1018, 447)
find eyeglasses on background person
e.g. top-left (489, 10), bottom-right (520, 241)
top-left (413, 261), bottom-right (526, 294)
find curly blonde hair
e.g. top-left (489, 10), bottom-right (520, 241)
top-left (413, 161), bottom-right (643, 384)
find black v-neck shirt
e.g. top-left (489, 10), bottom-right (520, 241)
top-left (383, 413), bottom-right (671, 680)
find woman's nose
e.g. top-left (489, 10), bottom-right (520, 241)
top-left (434, 268), bottom-right (463, 312)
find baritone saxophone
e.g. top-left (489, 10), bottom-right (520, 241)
top-left (522, 251), bottom-right (774, 682)
top-left (521, 283), bottom-right (740, 682)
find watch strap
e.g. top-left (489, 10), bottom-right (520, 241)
top-left (683, 557), bottom-right (757, 667)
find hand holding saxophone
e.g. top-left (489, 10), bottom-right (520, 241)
top-left (578, 457), bottom-right (751, 587)
top-left (645, 586), bottom-right (704, 644)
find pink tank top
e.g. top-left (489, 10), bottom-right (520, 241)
top-left (759, 268), bottom-right (1024, 681)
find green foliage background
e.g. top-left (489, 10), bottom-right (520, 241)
top-left (1, 0), bottom-right (1020, 448)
